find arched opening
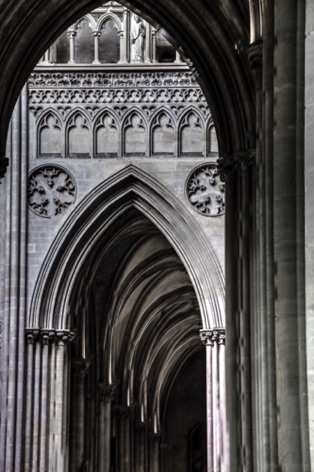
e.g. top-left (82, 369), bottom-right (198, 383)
top-left (68, 208), bottom-right (206, 470)
top-left (24, 166), bottom-right (225, 471)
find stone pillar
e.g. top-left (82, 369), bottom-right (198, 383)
top-left (273, 1), bottom-right (309, 470)
top-left (200, 330), bottom-right (214, 471)
top-left (151, 29), bottom-right (157, 63)
top-left (0, 86), bottom-right (28, 472)
top-left (67, 30), bottom-right (76, 64)
top-left (305, 0), bottom-right (314, 467)
top-left (200, 328), bottom-right (226, 472)
top-left (217, 156), bottom-right (241, 471)
top-left (98, 384), bottom-right (116, 472)
top-left (93, 32), bottom-right (101, 64)
top-left (24, 328), bottom-right (75, 471)
top-left (70, 359), bottom-right (90, 470)
top-left (122, 8), bottom-right (130, 63)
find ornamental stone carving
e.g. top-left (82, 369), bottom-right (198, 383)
top-left (186, 164), bottom-right (225, 216)
top-left (200, 328), bottom-right (225, 346)
top-left (27, 165), bottom-right (76, 217)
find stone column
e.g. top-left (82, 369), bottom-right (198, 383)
top-left (151, 29), bottom-right (157, 63)
top-left (67, 30), bottom-right (76, 64)
top-left (70, 359), bottom-right (90, 470)
top-left (273, 1), bottom-right (309, 470)
top-left (0, 86), bottom-right (28, 472)
top-left (24, 328), bottom-right (74, 471)
top-left (93, 32), bottom-right (101, 64)
top-left (98, 384), bottom-right (116, 472)
top-left (52, 330), bottom-right (74, 470)
top-left (305, 0), bottom-right (314, 467)
top-left (200, 330), bottom-right (214, 471)
top-left (120, 8), bottom-right (130, 63)
top-left (217, 156), bottom-right (241, 471)
top-left (200, 328), bottom-right (226, 472)
top-left (24, 330), bottom-right (39, 470)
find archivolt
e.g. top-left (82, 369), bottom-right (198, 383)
top-left (28, 165), bottom-right (224, 330)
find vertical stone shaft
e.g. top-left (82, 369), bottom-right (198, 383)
top-left (273, 1), bottom-right (309, 470)
top-left (224, 165), bottom-right (241, 470)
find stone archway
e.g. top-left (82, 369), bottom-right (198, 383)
top-left (24, 166), bottom-right (226, 471)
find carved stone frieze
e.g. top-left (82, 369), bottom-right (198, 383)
top-left (28, 71), bottom-right (199, 89)
top-left (27, 165), bottom-right (76, 217)
top-left (186, 164), bottom-right (225, 216)
top-left (28, 87), bottom-right (206, 107)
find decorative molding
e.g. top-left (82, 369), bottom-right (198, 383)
top-left (28, 87), bottom-right (207, 107)
top-left (0, 157), bottom-right (9, 180)
top-left (200, 328), bottom-right (226, 346)
top-left (25, 327), bottom-right (75, 344)
top-left (27, 165), bottom-right (76, 217)
top-left (28, 71), bottom-right (199, 89)
top-left (186, 163), bottom-right (225, 216)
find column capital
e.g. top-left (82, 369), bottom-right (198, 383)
top-left (0, 157), bottom-right (9, 181)
top-left (248, 40), bottom-right (263, 71)
top-left (72, 358), bottom-right (91, 378)
top-left (40, 329), bottom-right (56, 345)
top-left (25, 327), bottom-right (75, 345)
top-left (25, 327), bottom-right (40, 344)
top-left (99, 382), bottom-right (117, 402)
top-left (67, 30), bottom-right (77, 38)
top-left (217, 150), bottom-right (256, 181)
top-left (200, 328), bottom-right (226, 346)
top-left (93, 31), bottom-right (101, 38)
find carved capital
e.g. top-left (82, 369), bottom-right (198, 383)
top-left (99, 382), bottom-right (117, 402)
top-left (40, 329), bottom-right (55, 345)
top-left (67, 30), bottom-right (77, 38)
top-left (248, 41), bottom-right (263, 71)
top-left (72, 358), bottom-right (91, 378)
top-left (93, 31), bottom-right (101, 38)
top-left (200, 328), bottom-right (226, 346)
top-left (55, 329), bottom-right (75, 345)
top-left (0, 157), bottom-right (9, 181)
top-left (25, 327), bottom-right (40, 344)
top-left (218, 150), bottom-right (256, 181)
top-left (217, 155), bottom-right (240, 182)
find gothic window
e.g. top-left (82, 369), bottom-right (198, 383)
top-left (38, 112), bottom-right (62, 157)
top-left (67, 112), bottom-right (91, 157)
top-left (75, 17), bottom-right (94, 63)
top-left (151, 111), bottom-right (175, 155)
top-left (124, 112), bottom-right (147, 156)
top-left (95, 112), bottom-right (119, 157)
top-left (99, 18), bottom-right (120, 63)
top-left (180, 111), bottom-right (205, 156)
top-left (156, 28), bottom-right (176, 63)
top-left (209, 125), bottom-right (218, 153)
top-left (54, 30), bottom-right (70, 63)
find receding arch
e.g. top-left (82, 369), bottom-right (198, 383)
top-left (28, 165), bottom-right (224, 331)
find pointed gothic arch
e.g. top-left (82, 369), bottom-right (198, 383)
top-left (28, 165), bottom-right (224, 331)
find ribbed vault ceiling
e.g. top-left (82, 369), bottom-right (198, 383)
top-left (71, 208), bottom-right (202, 431)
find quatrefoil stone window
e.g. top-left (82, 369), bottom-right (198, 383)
top-left (186, 163), bottom-right (225, 216)
top-left (27, 165), bottom-right (76, 217)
